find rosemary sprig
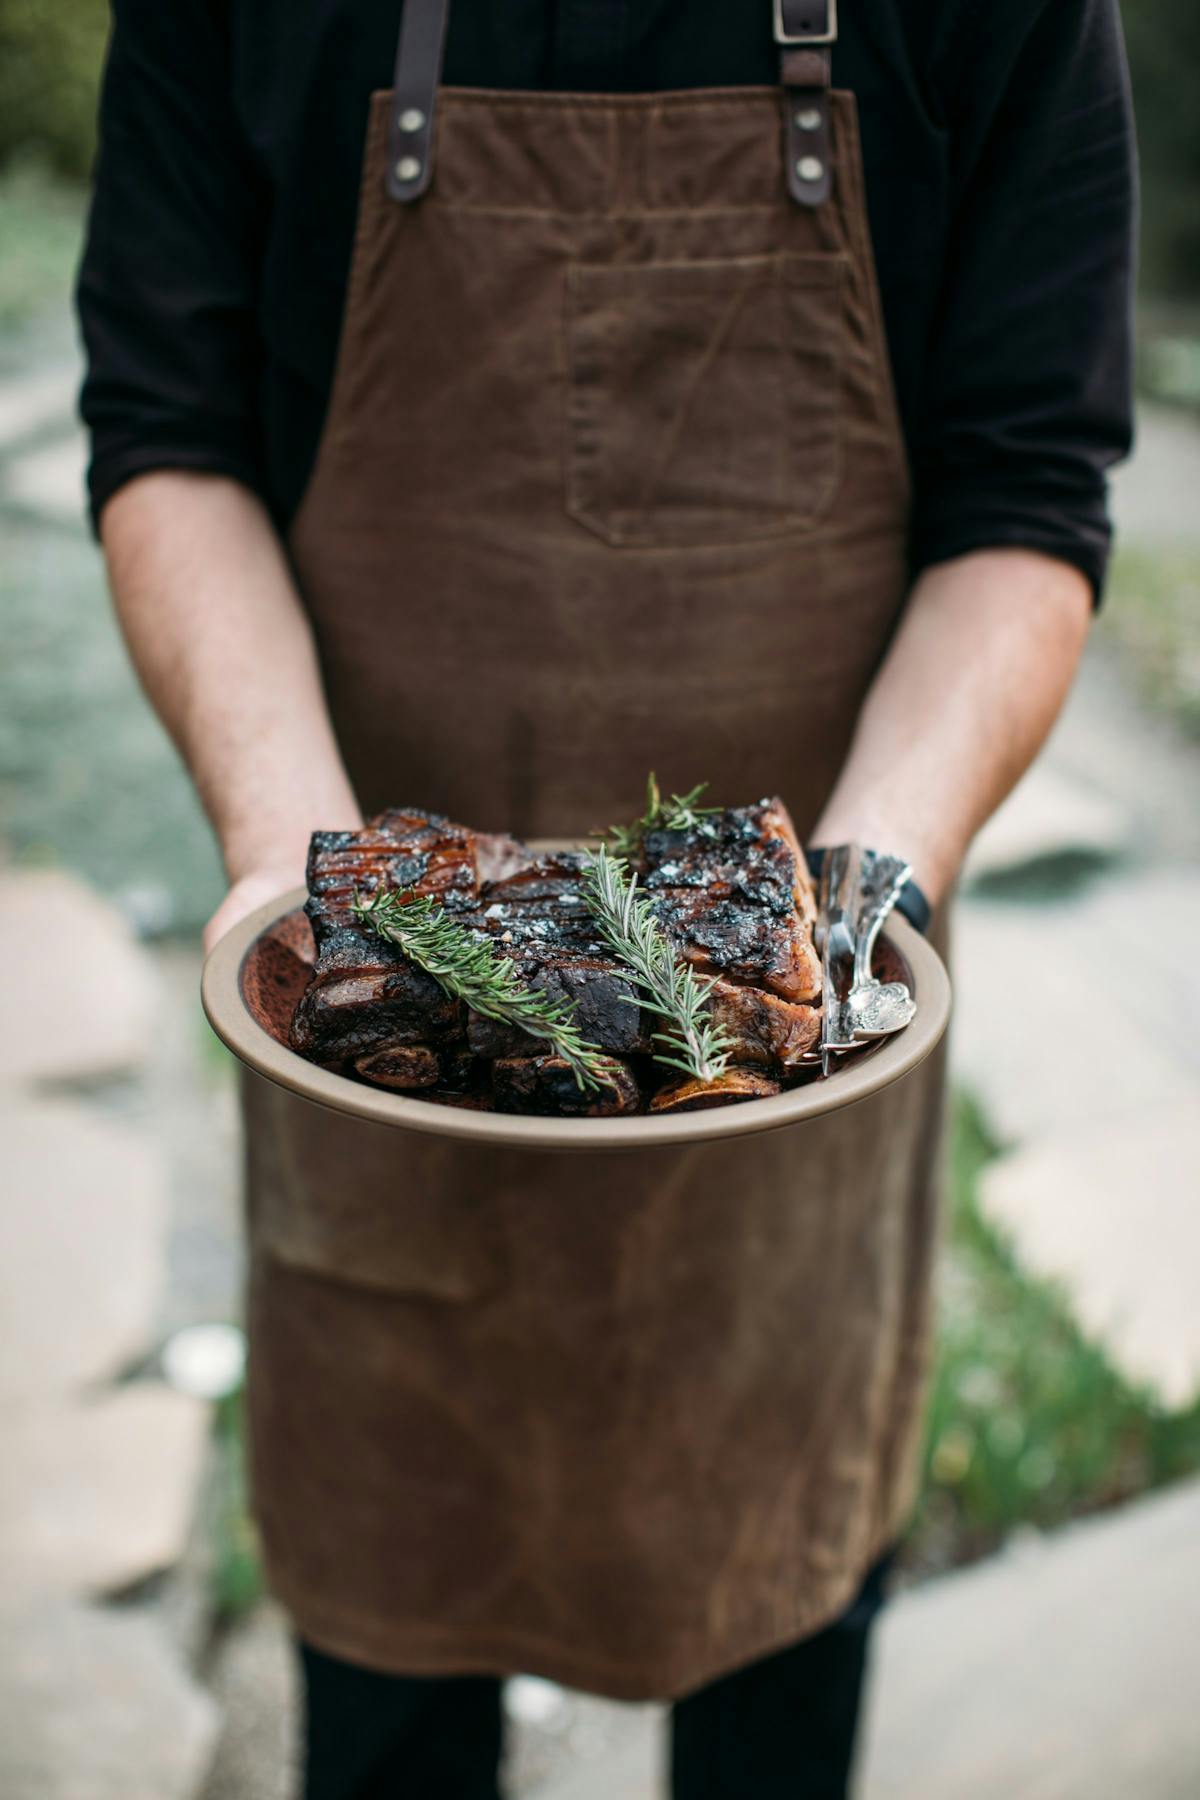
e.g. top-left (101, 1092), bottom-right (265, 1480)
top-left (581, 847), bottom-right (734, 1084)
top-left (602, 772), bottom-right (721, 858)
top-left (352, 887), bottom-right (615, 1092)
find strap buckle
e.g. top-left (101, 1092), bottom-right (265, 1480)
top-left (773, 0), bottom-right (838, 46)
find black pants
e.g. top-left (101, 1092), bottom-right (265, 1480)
top-left (300, 1555), bottom-right (890, 1800)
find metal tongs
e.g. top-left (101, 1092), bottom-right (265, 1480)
top-left (817, 844), bottom-right (918, 1077)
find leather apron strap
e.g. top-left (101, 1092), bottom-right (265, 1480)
top-left (384, 0), bottom-right (450, 200)
top-left (776, 0), bottom-right (837, 207)
top-left (385, 0), bottom-right (840, 207)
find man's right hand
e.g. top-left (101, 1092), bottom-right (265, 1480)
top-left (98, 472), bottom-right (361, 963)
top-left (203, 864), bottom-right (310, 957)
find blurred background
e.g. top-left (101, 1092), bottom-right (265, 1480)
top-left (1, 4), bottom-right (1198, 1796)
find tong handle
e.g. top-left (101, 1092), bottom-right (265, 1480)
top-left (854, 853), bottom-right (913, 983)
top-left (817, 843), bottom-right (863, 946)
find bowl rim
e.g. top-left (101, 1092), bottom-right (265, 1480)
top-left (202, 884), bottom-right (952, 1153)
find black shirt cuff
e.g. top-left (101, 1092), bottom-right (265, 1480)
top-left (805, 847), bottom-right (932, 937)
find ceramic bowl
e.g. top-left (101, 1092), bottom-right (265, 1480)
top-left (202, 885), bottom-right (951, 1152)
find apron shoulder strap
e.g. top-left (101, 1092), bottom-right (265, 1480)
top-left (775, 0), bottom-right (837, 207)
top-left (385, 0), bottom-right (450, 201)
top-left (385, 0), bottom-right (839, 208)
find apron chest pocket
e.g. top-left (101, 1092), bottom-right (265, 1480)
top-left (565, 252), bottom-right (847, 550)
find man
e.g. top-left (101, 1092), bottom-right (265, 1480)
top-left (78, 2), bottom-right (1135, 1794)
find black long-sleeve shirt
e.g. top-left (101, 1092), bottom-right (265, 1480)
top-left (76, 0), bottom-right (1137, 596)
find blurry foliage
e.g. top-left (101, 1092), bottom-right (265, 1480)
top-left (0, 160), bottom-right (84, 328)
top-left (904, 1096), bottom-right (1200, 1577)
top-left (0, 0), bottom-right (108, 178)
top-left (1101, 543), bottom-right (1200, 738)
top-left (1120, 0), bottom-right (1200, 299)
top-left (211, 1388), bottom-right (264, 1622)
top-left (1140, 333), bottom-right (1200, 411)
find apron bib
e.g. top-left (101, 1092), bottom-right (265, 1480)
top-left (244, 0), bottom-right (949, 1699)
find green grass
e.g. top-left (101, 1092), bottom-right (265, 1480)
top-left (210, 1387), bottom-right (264, 1623)
top-left (1101, 542), bottom-right (1200, 740)
top-left (905, 1095), bottom-right (1200, 1575)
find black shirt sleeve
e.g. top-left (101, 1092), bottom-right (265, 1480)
top-left (911, 0), bottom-right (1136, 601)
top-left (77, 0), bottom-right (268, 532)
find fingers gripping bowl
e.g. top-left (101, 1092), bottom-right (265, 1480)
top-left (202, 798), bottom-right (951, 1152)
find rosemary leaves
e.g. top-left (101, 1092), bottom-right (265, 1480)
top-left (581, 847), bottom-right (733, 1084)
top-left (353, 888), bottom-right (615, 1092)
top-left (603, 773), bottom-right (720, 859)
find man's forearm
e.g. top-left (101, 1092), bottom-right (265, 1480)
top-left (101, 473), bottom-right (360, 931)
top-left (811, 548), bottom-right (1093, 905)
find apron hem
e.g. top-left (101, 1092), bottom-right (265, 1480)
top-left (268, 1518), bottom-right (904, 1703)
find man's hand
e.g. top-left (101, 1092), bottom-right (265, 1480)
top-left (811, 548), bottom-right (1093, 907)
top-left (99, 471), bottom-right (361, 952)
top-left (204, 864), bottom-right (311, 956)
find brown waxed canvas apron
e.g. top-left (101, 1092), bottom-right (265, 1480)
top-left (242, 0), bottom-right (951, 1700)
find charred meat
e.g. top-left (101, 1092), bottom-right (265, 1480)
top-left (290, 797), bottom-right (823, 1115)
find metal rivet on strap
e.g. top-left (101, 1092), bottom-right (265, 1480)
top-left (395, 156), bottom-right (422, 182)
top-left (796, 156), bottom-right (825, 183)
top-left (794, 107), bottom-right (822, 131)
top-left (399, 108), bottom-right (426, 133)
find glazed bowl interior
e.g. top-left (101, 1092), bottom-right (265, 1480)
top-left (203, 886), bottom-right (951, 1152)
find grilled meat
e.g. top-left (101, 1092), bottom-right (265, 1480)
top-left (305, 807), bottom-right (481, 948)
top-left (353, 1043), bottom-right (440, 1089)
top-left (707, 980), bottom-right (821, 1069)
top-left (290, 925), bottom-right (461, 1064)
top-left (650, 1069), bottom-right (783, 1112)
top-left (465, 952), bottom-right (647, 1059)
top-left (291, 796), bottom-right (823, 1115)
top-left (470, 852), bottom-right (649, 1056)
top-left (492, 1055), bottom-right (641, 1117)
top-left (639, 799), bottom-right (821, 1003)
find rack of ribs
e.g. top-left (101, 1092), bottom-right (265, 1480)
top-left (290, 799), bottom-right (823, 1116)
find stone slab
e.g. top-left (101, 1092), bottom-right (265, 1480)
top-left (1110, 400), bottom-right (1200, 547)
top-left (0, 1099), bottom-right (166, 1404)
top-left (533, 1724), bottom-right (658, 1800)
top-left (0, 1384), bottom-right (209, 1595)
top-left (3, 432), bottom-right (87, 524)
top-left (861, 1477), bottom-right (1200, 1798)
top-left (0, 1592), bottom-right (218, 1800)
top-left (0, 869), bottom-right (158, 1083)
top-left (950, 886), bottom-right (1200, 1146)
top-left (511, 1689), bottom-right (659, 1800)
top-left (1063, 869), bottom-right (1200, 1077)
top-left (978, 1102), bottom-right (1200, 1406)
top-left (0, 368), bottom-right (77, 451)
top-left (199, 1604), bottom-right (298, 1800)
top-left (965, 762), bottom-right (1129, 883)
top-left (1029, 640), bottom-right (1200, 869)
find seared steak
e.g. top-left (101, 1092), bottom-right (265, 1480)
top-left (305, 807), bottom-right (481, 947)
top-left (650, 1068), bottom-right (783, 1112)
top-left (291, 796), bottom-right (823, 1114)
top-left (639, 799), bottom-right (821, 1003)
top-left (290, 925), bottom-right (462, 1065)
top-left (492, 1055), bottom-right (641, 1117)
top-left (352, 1043), bottom-right (440, 1089)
